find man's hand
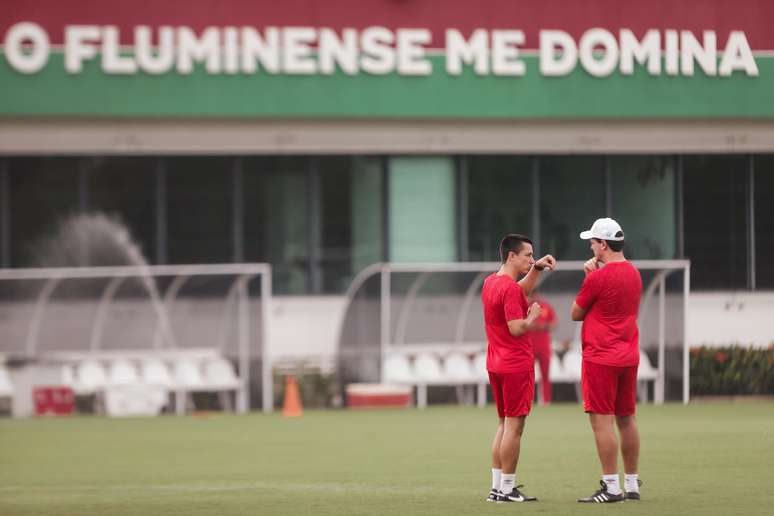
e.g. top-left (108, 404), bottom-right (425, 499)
top-left (527, 301), bottom-right (542, 322)
top-left (583, 258), bottom-right (601, 275)
top-left (534, 255), bottom-right (556, 271)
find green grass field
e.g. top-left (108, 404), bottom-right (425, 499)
top-left (1, 402), bottom-right (773, 516)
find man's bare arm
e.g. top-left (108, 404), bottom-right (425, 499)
top-left (571, 301), bottom-right (587, 321)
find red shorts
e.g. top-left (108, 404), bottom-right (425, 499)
top-left (582, 360), bottom-right (638, 416)
top-left (488, 370), bottom-right (534, 418)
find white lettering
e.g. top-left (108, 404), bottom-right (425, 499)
top-left (445, 29), bottom-right (488, 75)
top-left (177, 27), bottom-right (221, 74)
top-left (492, 30), bottom-right (525, 76)
top-left (65, 25), bottom-right (100, 73)
top-left (719, 31), bottom-right (758, 76)
top-left (396, 28), bottom-right (431, 75)
top-left (665, 30), bottom-right (679, 75)
top-left (539, 30), bottom-right (577, 76)
top-left (135, 26), bottom-right (174, 74)
top-left (4, 22), bottom-right (49, 74)
top-left (360, 26), bottom-right (395, 75)
top-left (241, 27), bottom-right (280, 74)
top-left (223, 27), bottom-right (239, 74)
top-left (681, 30), bottom-right (717, 76)
top-left (102, 26), bottom-right (137, 74)
top-left (319, 28), bottom-right (358, 75)
top-left (619, 29), bottom-right (660, 75)
top-left (283, 27), bottom-right (317, 74)
top-left (579, 28), bottom-right (618, 77)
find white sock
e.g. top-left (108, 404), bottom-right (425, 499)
top-left (491, 469), bottom-right (502, 491)
top-left (500, 473), bottom-right (515, 494)
top-left (602, 474), bottom-right (622, 495)
top-left (625, 474), bottom-right (639, 493)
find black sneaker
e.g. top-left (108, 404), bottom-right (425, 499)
top-left (486, 489), bottom-right (501, 502)
top-left (625, 479), bottom-right (643, 500)
top-left (497, 485), bottom-right (538, 502)
top-left (578, 480), bottom-right (625, 503)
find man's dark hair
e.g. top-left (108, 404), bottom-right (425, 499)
top-left (593, 237), bottom-right (625, 252)
top-left (499, 234), bottom-right (533, 263)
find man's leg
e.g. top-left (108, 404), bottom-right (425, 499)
top-left (537, 348), bottom-right (552, 404)
top-left (491, 419), bottom-right (505, 469)
top-left (616, 415), bottom-right (639, 473)
top-left (499, 416), bottom-right (525, 474)
top-left (589, 413), bottom-right (618, 474)
top-left (487, 419), bottom-right (505, 499)
top-left (616, 364), bottom-right (641, 498)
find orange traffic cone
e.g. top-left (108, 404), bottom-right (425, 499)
top-left (282, 376), bottom-right (303, 417)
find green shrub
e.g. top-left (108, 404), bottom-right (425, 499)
top-left (690, 345), bottom-right (774, 395)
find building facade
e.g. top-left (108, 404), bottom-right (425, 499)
top-left (2, 1), bottom-right (773, 355)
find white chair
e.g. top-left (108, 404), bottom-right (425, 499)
top-left (473, 352), bottom-right (488, 381)
top-left (172, 359), bottom-right (205, 415)
top-left (172, 359), bottom-right (205, 390)
top-left (562, 350), bottom-right (583, 382)
top-left (413, 353), bottom-right (444, 383)
top-left (637, 350), bottom-right (659, 402)
top-left (60, 363), bottom-right (78, 390)
top-left (203, 358), bottom-right (240, 390)
top-left (108, 360), bottom-right (139, 386)
top-left (382, 354), bottom-right (414, 384)
top-left (0, 365), bottom-right (14, 397)
top-left (203, 358), bottom-right (240, 411)
top-left (76, 360), bottom-right (108, 394)
top-left (562, 349), bottom-right (583, 401)
top-left (548, 352), bottom-right (568, 382)
top-left (473, 352), bottom-right (490, 408)
top-left (140, 359), bottom-right (175, 389)
top-left (443, 353), bottom-right (476, 382)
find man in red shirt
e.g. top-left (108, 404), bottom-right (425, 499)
top-left (571, 218), bottom-right (643, 503)
top-left (528, 294), bottom-right (557, 405)
top-left (482, 234), bottom-right (556, 503)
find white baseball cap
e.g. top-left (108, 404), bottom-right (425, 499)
top-left (579, 218), bottom-right (625, 241)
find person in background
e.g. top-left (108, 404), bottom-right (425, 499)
top-left (529, 293), bottom-right (557, 405)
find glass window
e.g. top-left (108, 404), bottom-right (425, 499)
top-left (389, 157), bottom-right (456, 262)
top-left (754, 155), bottom-right (774, 289)
top-left (466, 156), bottom-right (533, 261)
top-left (85, 157), bottom-right (157, 266)
top-left (683, 155), bottom-right (747, 290)
top-left (539, 156), bottom-right (606, 260)
top-left (319, 156), bottom-right (383, 293)
top-left (243, 157), bottom-right (310, 295)
top-left (165, 157), bottom-right (233, 264)
top-left (610, 156), bottom-right (676, 259)
top-left (7, 157), bottom-right (81, 267)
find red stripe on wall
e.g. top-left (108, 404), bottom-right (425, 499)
top-left (2, 0), bottom-right (773, 48)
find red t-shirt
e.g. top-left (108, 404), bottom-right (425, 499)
top-left (482, 273), bottom-right (533, 373)
top-left (529, 299), bottom-right (556, 352)
top-left (575, 261), bottom-right (642, 367)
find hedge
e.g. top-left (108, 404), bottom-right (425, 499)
top-left (690, 345), bottom-right (774, 395)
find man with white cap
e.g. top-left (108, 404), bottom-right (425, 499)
top-left (571, 218), bottom-right (643, 503)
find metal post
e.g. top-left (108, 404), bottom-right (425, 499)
top-left (683, 263), bottom-right (691, 404)
top-left (233, 158), bottom-right (244, 263)
top-left (748, 156), bottom-right (756, 290)
top-left (457, 157), bottom-right (469, 262)
top-left (261, 269), bottom-right (273, 413)
top-left (531, 157), bottom-right (541, 252)
top-left (380, 266), bottom-right (391, 382)
top-left (0, 159), bottom-right (9, 268)
top-left (155, 159), bottom-right (167, 264)
top-left (656, 275), bottom-right (666, 404)
top-left (237, 276), bottom-right (250, 414)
